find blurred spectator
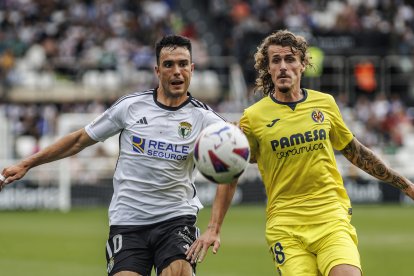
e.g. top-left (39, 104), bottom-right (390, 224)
top-left (354, 61), bottom-right (377, 94)
top-left (0, 48), bottom-right (14, 96)
top-left (340, 93), bottom-right (413, 153)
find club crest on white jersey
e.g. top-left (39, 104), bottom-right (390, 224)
top-left (178, 121), bottom-right (192, 139)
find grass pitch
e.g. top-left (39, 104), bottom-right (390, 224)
top-left (0, 204), bottom-right (413, 275)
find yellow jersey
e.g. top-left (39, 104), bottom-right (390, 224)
top-left (240, 89), bottom-right (354, 227)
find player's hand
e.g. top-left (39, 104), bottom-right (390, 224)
top-left (185, 227), bottom-right (221, 264)
top-left (0, 164), bottom-right (28, 191)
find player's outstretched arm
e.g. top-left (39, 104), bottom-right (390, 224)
top-left (0, 128), bottom-right (97, 190)
top-left (186, 180), bottom-right (237, 264)
top-left (341, 137), bottom-right (414, 200)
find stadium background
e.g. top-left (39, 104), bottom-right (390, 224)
top-left (0, 0), bottom-right (414, 275)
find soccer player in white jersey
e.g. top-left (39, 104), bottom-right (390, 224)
top-left (0, 35), bottom-right (237, 276)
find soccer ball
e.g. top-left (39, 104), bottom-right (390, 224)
top-left (193, 122), bottom-right (251, 184)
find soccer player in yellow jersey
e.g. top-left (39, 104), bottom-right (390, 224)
top-left (239, 30), bottom-right (414, 276)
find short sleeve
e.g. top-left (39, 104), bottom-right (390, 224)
top-left (328, 96), bottom-right (354, 150)
top-left (240, 110), bottom-right (259, 162)
top-left (203, 109), bottom-right (226, 127)
top-left (85, 102), bottom-right (125, 142)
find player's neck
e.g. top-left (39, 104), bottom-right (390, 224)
top-left (156, 87), bottom-right (189, 107)
top-left (273, 88), bottom-right (303, 102)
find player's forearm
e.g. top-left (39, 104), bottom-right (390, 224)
top-left (341, 137), bottom-right (411, 192)
top-left (207, 181), bottom-right (237, 234)
top-left (19, 129), bottom-right (95, 170)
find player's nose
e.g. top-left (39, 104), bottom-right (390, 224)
top-left (172, 64), bottom-right (181, 75)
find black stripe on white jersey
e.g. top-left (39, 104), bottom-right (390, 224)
top-left (113, 128), bottom-right (124, 175)
top-left (110, 89), bottom-right (154, 109)
top-left (190, 98), bottom-right (209, 110)
top-left (190, 98), bottom-right (227, 121)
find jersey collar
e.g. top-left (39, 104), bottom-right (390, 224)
top-left (152, 87), bottom-right (192, 111)
top-left (270, 88), bottom-right (308, 111)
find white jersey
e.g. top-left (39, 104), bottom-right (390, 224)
top-left (85, 89), bottom-right (225, 225)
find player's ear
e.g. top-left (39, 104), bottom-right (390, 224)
top-left (300, 64), bottom-right (305, 73)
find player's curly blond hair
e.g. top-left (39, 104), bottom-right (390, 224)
top-left (254, 30), bottom-right (312, 96)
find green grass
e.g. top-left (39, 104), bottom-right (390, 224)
top-left (351, 205), bottom-right (414, 275)
top-left (0, 204), bottom-right (413, 275)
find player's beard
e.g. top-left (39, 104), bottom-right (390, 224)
top-left (275, 78), bottom-right (292, 94)
top-left (279, 86), bottom-right (290, 93)
top-left (161, 81), bottom-right (187, 99)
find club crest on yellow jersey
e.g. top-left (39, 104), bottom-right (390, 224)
top-left (311, 109), bottom-right (324, 123)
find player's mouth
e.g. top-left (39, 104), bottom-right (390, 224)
top-left (277, 75), bottom-right (291, 85)
top-left (171, 80), bottom-right (184, 86)
top-left (277, 74), bottom-right (290, 79)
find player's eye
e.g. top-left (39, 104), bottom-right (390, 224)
top-left (271, 58), bottom-right (280, 64)
top-left (286, 56), bottom-right (296, 62)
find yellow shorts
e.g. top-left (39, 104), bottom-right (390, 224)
top-left (266, 219), bottom-right (362, 276)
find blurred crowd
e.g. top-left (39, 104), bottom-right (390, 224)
top-left (1, 0), bottom-right (413, 92)
top-left (204, 0), bottom-right (414, 89)
top-left (0, 0), bottom-right (414, 159)
top-left (339, 93), bottom-right (414, 153)
top-left (0, 0), bottom-right (185, 90)
top-left (208, 0), bottom-right (414, 56)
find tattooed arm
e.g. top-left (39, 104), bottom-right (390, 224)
top-left (341, 137), bottom-right (414, 200)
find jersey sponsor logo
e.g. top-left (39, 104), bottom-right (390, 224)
top-left (132, 136), bottom-right (146, 153)
top-left (178, 121), bottom-right (192, 139)
top-left (270, 128), bottom-right (327, 159)
top-left (132, 135), bottom-right (189, 160)
top-left (311, 109), bottom-right (325, 123)
top-left (270, 129), bottom-right (327, 150)
top-left (266, 118), bottom-right (280, 127)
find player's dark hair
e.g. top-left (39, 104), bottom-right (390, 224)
top-left (155, 35), bottom-right (192, 65)
top-left (254, 30), bottom-right (312, 96)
